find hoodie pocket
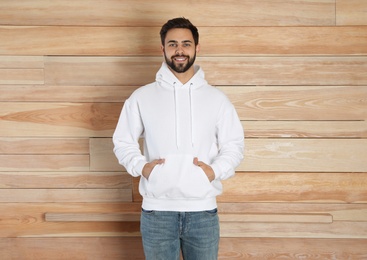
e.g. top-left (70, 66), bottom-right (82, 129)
top-left (144, 154), bottom-right (216, 199)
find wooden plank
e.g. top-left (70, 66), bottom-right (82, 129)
top-left (45, 212), bottom-right (332, 224)
top-left (0, 155), bottom-right (89, 171)
top-left (220, 221), bottom-right (367, 238)
top-left (0, 138), bottom-right (89, 154)
top-left (0, 0), bottom-right (335, 26)
top-left (44, 56), bottom-right (367, 86)
top-left (0, 172), bottom-right (131, 189)
top-left (337, 0), bottom-right (367, 25)
top-left (1, 202), bottom-right (365, 225)
top-left (1, 237), bottom-right (366, 260)
top-left (0, 102), bottom-right (121, 137)
top-left (219, 86), bottom-right (367, 121)
top-left (2, 26), bottom-right (367, 56)
top-left (220, 172), bottom-right (367, 203)
top-left (132, 172), bottom-right (367, 204)
top-left (0, 237), bottom-right (145, 260)
top-left (0, 56), bottom-right (43, 68)
top-left (45, 212), bottom-right (141, 222)
top-left (1, 203), bottom-right (366, 238)
top-left (0, 85), bottom-right (136, 102)
top-left (218, 238), bottom-right (367, 259)
top-left (92, 138), bottom-right (367, 173)
top-left (244, 120), bottom-right (367, 138)
top-left (242, 139), bottom-right (367, 172)
top-left (218, 203), bottom-right (367, 222)
top-left (0, 189), bottom-right (131, 203)
top-left (0, 69), bottom-right (44, 84)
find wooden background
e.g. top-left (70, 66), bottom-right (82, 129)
top-left (0, 0), bottom-right (366, 259)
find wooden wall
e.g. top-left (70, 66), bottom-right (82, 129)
top-left (0, 0), bottom-right (366, 259)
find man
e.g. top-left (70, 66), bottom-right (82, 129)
top-left (113, 17), bottom-right (244, 260)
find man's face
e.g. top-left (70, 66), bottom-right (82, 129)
top-left (162, 28), bottom-right (199, 74)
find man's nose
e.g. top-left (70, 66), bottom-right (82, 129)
top-left (175, 46), bottom-right (184, 55)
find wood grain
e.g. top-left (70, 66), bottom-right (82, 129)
top-left (0, 102), bottom-right (122, 137)
top-left (92, 138), bottom-right (367, 172)
top-left (0, 138), bottom-right (89, 154)
top-left (44, 56), bottom-right (367, 86)
top-left (1, 237), bottom-right (366, 259)
top-left (0, 189), bottom-right (132, 203)
top-left (220, 86), bottom-right (367, 120)
top-left (2, 26), bottom-right (367, 55)
top-left (0, 172), bottom-right (130, 189)
top-left (336, 0), bottom-right (367, 25)
top-left (221, 172), bottom-right (367, 203)
top-left (0, 0), bottom-right (335, 26)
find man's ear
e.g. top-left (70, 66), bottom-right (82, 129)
top-left (196, 43), bottom-right (200, 53)
top-left (161, 45), bottom-right (164, 54)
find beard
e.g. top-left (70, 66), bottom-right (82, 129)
top-left (164, 52), bottom-right (196, 73)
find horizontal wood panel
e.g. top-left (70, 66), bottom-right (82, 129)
top-left (244, 120), bottom-right (367, 138)
top-left (0, 189), bottom-right (131, 203)
top-left (45, 212), bottom-right (332, 224)
top-left (220, 221), bottom-right (367, 238)
top-left (218, 238), bottom-right (367, 259)
top-left (1, 202), bottom-right (365, 224)
top-left (220, 86), bottom-right (367, 120)
top-left (336, 0), bottom-right (367, 25)
top-left (44, 56), bottom-right (367, 86)
top-left (0, 102), bottom-right (121, 137)
top-left (0, 56), bottom-right (43, 68)
top-left (0, 155), bottom-right (89, 171)
top-left (218, 203), bottom-right (367, 222)
top-left (0, 69), bottom-right (44, 85)
top-left (1, 237), bottom-right (366, 259)
top-left (132, 172), bottom-right (367, 204)
top-left (243, 139), bottom-right (367, 172)
top-left (0, 237), bottom-right (145, 260)
top-left (0, 172), bottom-right (130, 189)
top-left (0, 138), bottom-right (89, 154)
top-left (2, 26), bottom-right (367, 56)
top-left (0, 0), bottom-right (335, 26)
top-left (221, 172), bottom-right (367, 203)
top-left (93, 138), bottom-right (367, 172)
top-left (0, 85), bottom-right (136, 102)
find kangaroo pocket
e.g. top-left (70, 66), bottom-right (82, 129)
top-left (144, 154), bottom-right (216, 199)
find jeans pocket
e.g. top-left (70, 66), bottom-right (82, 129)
top-left (141, 208), bottom-right (154, 214)
top-left (205, 208), bottom-right (218, 215)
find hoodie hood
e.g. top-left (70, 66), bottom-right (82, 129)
top-left (155, 62), bottom-right (208, 149)
top-left (156, 62), bottom-right (208, 89)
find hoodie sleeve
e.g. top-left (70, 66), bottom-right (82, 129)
top-left (210, 100), bottom-right (244, 181)
top-left (112, 99), bottom-right (147, 177)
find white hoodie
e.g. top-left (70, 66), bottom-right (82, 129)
top-left (113, 62), bottom-right (244, 211)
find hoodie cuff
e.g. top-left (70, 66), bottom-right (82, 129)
top-left (210, 162), bottom-right (222, 180)
top-left (134, 159), bottom-right (148, 177)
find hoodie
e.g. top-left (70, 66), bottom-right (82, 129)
top-left (113, 62), bottom-right (244, 211)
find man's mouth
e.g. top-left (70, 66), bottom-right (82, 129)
top-left (173, 56), bottom-right (188, 62)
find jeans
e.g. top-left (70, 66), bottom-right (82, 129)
top-left (141, 209), bottom-right (220, 260)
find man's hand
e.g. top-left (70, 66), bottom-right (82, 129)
top-left (193, 157), bottom-right (215, 182)
top-left (142, 159), bottom-right (165, 180)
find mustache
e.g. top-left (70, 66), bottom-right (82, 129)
top-left (171, 55), bottom-right (189, 59)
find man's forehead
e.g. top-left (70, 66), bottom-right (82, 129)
top-left (165, 28), bottom-right (194, 42)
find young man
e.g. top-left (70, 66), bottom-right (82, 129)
top-left (113, 17), bottom-right (244, 260)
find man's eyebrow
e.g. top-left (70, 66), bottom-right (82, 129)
top-left (167, 40), bottom-right (193, 43)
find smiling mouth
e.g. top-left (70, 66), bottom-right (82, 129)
top-left (173, 56), bottom-right (188, 62)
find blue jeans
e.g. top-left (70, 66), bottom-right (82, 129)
top-left (141, 209), bottom-right (219, 260)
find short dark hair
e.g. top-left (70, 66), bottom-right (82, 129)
top-left (160, 17), bottom-right (199, 46)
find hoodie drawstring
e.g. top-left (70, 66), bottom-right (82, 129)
top-left (189, 83), bottom-right (194, 148)
top-left (173, 82), bottom-right (180, 148)
top-left (173, 82), bottom-right (194, 149)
